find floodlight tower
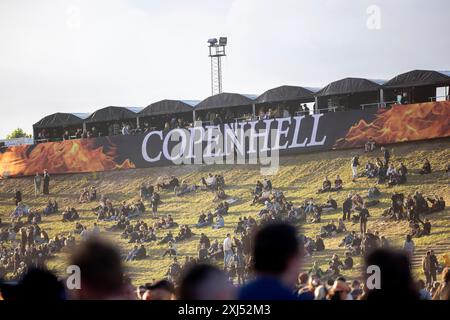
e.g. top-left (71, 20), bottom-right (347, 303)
top-left (207, 37), bottom-right (227, 96)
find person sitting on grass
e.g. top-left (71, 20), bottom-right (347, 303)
top-left (198, 243), bottom-right (209, 263)
top-left (43, 199), bottom-right (58, 215)
top-left (156, 176), bottom-right (179, 191)
top-left (212, 214), bottom-right (225, 229)
top-left (342, 252), bottom-right (354, 270)
top-left (213, 187), bottom-right (228, 202)
top-left (315, 235), bottom-right (325, 252)
top-left (321, 195), bottom-right (338, 212)
top-left (10, 202), bottom-right (30, 221)
top-left (134, 244), bottom-right (147, 260)
top-left (79, 188), bottom-right (90, 203)
top-left (252, 189), bottom-right (272, 205)
top-left (162, 241), bottom-right (177, 257)
top-left (365, 161), bottom-right (377, 178)
top-left (254, 180), bottom-right (264, 197)
top-left (321, 221), bottom-right (338, 237)
top-left (310, 206), bottom-right (322, 223)
top-left (159, 232), bottom-right (174, 245)
top-left (208, 239), bottom-right (224, 261)
top-left (337, 218), bottom-right (347, 233)
top-left (419, 159), bottom-right (432, 175)
top-left (62, 207), bottom-right (79, 222)
top-left (125, 245), bottom-right (139, 261)
top-left (175, 180), bottom-right (198, 196)
top-left (332, 175), bottom-right (344, 191)
top-left (175, 225), bottom-right (194, 242)
top-left (196, 212), bottom-right (209, 228)
top-left (427, 195), bottom-right (446, 213)
top-left (214, 202), bottom-right (229, 216)
top-left (201, 173), bottom-right (218, 191)
top-left (317, 177), bottom-right (332, 193)
top-left (328, 254), bottom-right (343, 276)
top-left (398, 163), bottom-right (408, 182)
top-left (74, 222), bottom-right (85, 234)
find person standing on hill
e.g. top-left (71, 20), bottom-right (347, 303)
top-left (34, 173), bottom-right (42, 196)
top-left (381, 146), bottom-right (390, 165)
top-left (43, 169), bottom-right (50, 195)
top-left (223, 234), bottom-right (233, 267)
top-left (422, 250), bottom-right (439, 286)
top-left (351, 156), bottom-right (360, 182)
top-left (343, 194), bottom-right (353, 221)
top-left (359, 204), bottom-right (369, 234)
top-left (14, 189), bottom-right (22, 206)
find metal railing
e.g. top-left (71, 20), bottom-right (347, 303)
top-left (429, 95), bottom-right (450, 102)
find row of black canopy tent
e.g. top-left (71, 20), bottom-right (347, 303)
top-left (33, 69), bottom-right (450, 132)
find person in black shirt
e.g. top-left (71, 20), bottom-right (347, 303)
top-left (318, 177), bottom-right (332, 193)
top-left (333, 175), bottom-right (343, 191)
top-left (43, 170), bottom-right (50, 195)
top-left (315, 235), bottom-right (325, 252)
top-left (342, 252), bottom-right (354, 270)
top-left (359, 205), bottom-right (370, 235)
top-left (14, 189), bottom-right (22, 206)
top-left (342, 194), bottom-right (352, 221)
top-left (419, 159), bottom-right (431, 174)
top-left (381, 147), bottom-right (390, 165)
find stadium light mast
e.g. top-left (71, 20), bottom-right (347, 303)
top-left (207, 37), bottom-right (227, 96)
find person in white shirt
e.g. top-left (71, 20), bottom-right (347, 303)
top-left (386, 164), bottom-right (397, 177)
top-left (403, 234), bottom-right (415, 257)
top-left (351, 156), bottom-right (360, 182)
top-left (92, 223), bottom-right (100, 236)
top-left (80, 227), bottom-right (89, 241)
top-left (223, 234), bottom-right (233, 267)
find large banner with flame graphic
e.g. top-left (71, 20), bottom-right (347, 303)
top-left (1, 101), bottom-right (449, 178)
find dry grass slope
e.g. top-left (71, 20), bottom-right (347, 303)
top-left (0, 138), bottom-right (449, 285)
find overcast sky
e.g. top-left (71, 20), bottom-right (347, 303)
top-left (0, 0), bottom-right (449, 138)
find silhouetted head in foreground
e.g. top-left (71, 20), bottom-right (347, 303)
top-left (253, 223), bottom-right (302, 287)
top-left (69, 238), bottom-right (125, 300)
top-left (0, 268), bottom-right (65, 301)
top-left (142, 279), bottom-right (175, 300)
top-left (363, 248), bottom-right (419, 300)
top-left (238, 223), bottom-right (302, 300)
top-left (178, 264), bottom-right (236, 300)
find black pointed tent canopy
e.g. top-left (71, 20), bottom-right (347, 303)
top-left (33, 112), bottom-right (88, 129)
top-left (382, 70), bottom-right (450, 89)
top-left (194, 93), bottom-right (255, 111)
top-left (255, 85), bottom-right (315, 104)
top-left (315, 78), bottom-right (382, 97)
top-left (139, 99), bottom-right (197, 116)
top-left (85, 106), bottom-right (139, 123)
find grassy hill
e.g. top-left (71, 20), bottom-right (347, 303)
top-left (1, 138), bottom-right (449, 285)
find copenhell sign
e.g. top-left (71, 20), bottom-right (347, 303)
top-left (0, 101), bottom-right (449, 178)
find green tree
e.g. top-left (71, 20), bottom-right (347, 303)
top-left (6, 128), bottom-right (32, 139)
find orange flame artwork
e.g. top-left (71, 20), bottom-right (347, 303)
top-left (334, 101), bottom-right (450, 149)
top-left (0, 138), bottom-right (134, 178)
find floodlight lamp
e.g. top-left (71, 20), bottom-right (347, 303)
top-left (207, 38), bottom-right (218, 46)
top-left (219, 37), bottom-right (227, 46)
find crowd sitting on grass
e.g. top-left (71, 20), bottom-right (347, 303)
top-left (5, 223), bottom-right (446, 300)
top-left (0, 143), bottom-right (449, 301)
